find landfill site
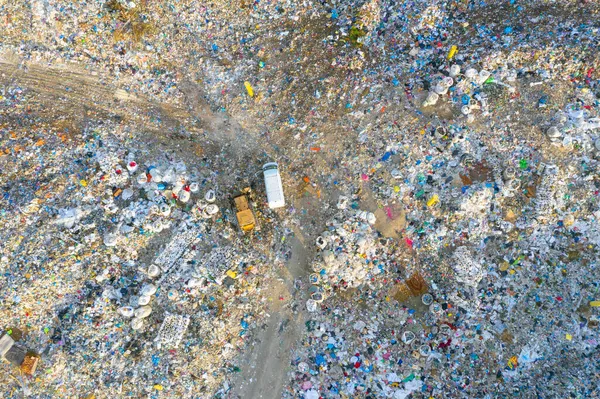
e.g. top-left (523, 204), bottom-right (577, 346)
top-left (1, 0), bottom-right (600, 398)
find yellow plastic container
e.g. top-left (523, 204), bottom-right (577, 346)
top-left (427, 194), bottom-right (439, 207)
top-left (226, 270), bottom-right (238, 279)
top-left (447, 45), bottom-right (458, 60)
top-left (244, 81), bottom-right (254, 97)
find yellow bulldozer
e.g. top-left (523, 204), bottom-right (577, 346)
top-left (233, 187), bottom-right (256, 233)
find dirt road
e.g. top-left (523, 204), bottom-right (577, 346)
top-left (230, 232), bottom-right (310, 399)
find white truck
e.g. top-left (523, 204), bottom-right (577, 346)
top-left (263, 162), bottom-right (285, 209)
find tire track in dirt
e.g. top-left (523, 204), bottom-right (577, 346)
top-left (230, 233), bottom-right (310, 399)
top-left (0, 57), bottom-right (191, 137)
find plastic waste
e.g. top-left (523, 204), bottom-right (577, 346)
top-left (316, 236), bottom-right (327, 249)
top-left (149, 169), bottom-right (162, 183)
top-left (179, 190), bottom-right (191, 203)
top-left (449, 64), bottom-right (460, 77)
top-left (138, 295), bottom-right (151, 306)
top-left (298, 362), bottom-right (309, 373)
top-left (159, 204), bottom-right (171, 216)
top-left (122, 188), bottom-right (133, 200)
top-left (118, 306), bottom-right (135, 318)
top-left (402, 331), bottom-right (415, 344)
top-left (147, 265), bottom-right (161, 278)
top-left (244, 81), bottom-right (254, 97)
top-left (127, 161), bottom-right (138, 173)
top-left (203, 204), bottom-right (219, 217)
top-left (423, 92), bottom-right (439, 107)
top-left (478, 69), bottom-right (491, 84)
top-left (134, 306), bottom-right (152, 319)
top-left (421, 293), bottom-right (433, 305)
top-left (447, 45), bottom-right (458, 60)
top-left (189, 182), bottom-right (199, 193)
top-left (104, 233), bottom-right (118, 247)
top-left (131, 318), bottom-right (144, 330)
top-left (140, 284), bottom-right (157, 296)
top-left (336, 196), bottom-right (349, 210)
top-left (465, 68), bottom-right (478, 80)
top-left (205, 190), bottom-right (216, 203)
top-left (136, 173), bottom-right (148, 185)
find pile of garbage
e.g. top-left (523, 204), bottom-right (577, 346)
top-left (546, 103), bottom-right (600, 152)
top-left (2, 0), bottom-right (600, 398)
top-left (307, 205), bottom-right (381, 311)
top-left (286, 198), bottom-right (600, 398)
top-left (0, 122), bottom-right (279, 396)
